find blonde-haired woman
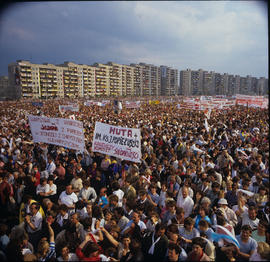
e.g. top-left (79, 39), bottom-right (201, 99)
top-left (250, 241), bottom-right (270, 261)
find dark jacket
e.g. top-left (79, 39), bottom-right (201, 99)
top-left (142, 232), bottom-right (169, 262)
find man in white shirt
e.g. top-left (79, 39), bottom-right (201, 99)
top-left (176, 186), bottom-right (194, 218)
top-left (36, 178), bottom-right (50, 201)
top-left (112, 181), bottom-right (124, 207)
top-left (58, 184), bottom-right (78, 214)
top-left (241, 205), bottom-right (259, 230)
top-left (46, 157), bottom-right (56, 175)
top-left (25, 202), bottom-right (43, 251)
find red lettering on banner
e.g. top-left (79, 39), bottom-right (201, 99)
top-left (109, 127), bottom-right (132, 137)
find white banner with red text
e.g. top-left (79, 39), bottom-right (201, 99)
top-left (92, 122), bottom-right (141, 163)
top-left (28, 115), bottom-right (85, 151)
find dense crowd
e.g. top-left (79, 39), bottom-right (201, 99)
top-left (0, 98), bottom-right (269, 262)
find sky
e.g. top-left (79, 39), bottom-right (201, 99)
top-left (0, 1), bottom-right (268, 78)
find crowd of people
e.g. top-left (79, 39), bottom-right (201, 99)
top-left (0, 98), bottom-right (269, 261)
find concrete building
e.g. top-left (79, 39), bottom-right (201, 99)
top-left (203, 71), bottom-right (215, 95)
top-left (139, 63), bottom-right (161, 96)
top-left (179, 69), bottom-right (192, 96)
top-left (160, 66), bottom-right (179, 96)
top-left (214, 73), bottom-right (229, 95)
top-left (121, 64), bottom-right (135, 97)
top-left (0, 76), bottom-right (9, 99)
top-left (130, 63), bottom-right (161, 96)
top-left (191, 69), bottom-right (204, 95)
top-left (258, 77), bottom-right (267, 96)
top-left (7, 60), bottom-right (268, 98)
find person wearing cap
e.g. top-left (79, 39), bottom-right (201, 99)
top-left (218, 198), bottom-right (238, 227)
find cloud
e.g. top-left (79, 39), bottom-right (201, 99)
top-left (0, 1), bottom-right (268, 78)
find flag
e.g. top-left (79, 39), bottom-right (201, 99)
top-left (211, 225), bottom-right (240, 248)
top-left (204, 118), bottom-right (210, 132)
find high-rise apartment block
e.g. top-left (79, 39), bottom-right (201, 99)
top-left (180, 69), bottom-right (268, 96)
top-left (160, 66), bottom-right (179, 96)
top-left (202, 71), bottom-right (216, 96)
top-left (7, 60), bottom-right (178, 99)
top-left (5, 60), bottom-right (268, 99)
top-left (179, 69), bottom-right (191, 96)
top-left (0, 76), bottom-right (9, 99)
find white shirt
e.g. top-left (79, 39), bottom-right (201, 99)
top-left (48, 183), bottom-right (57, 195)
top-left (176, 194), bottom-right (194, 218)
top-left (113, 189), bottom-right (124, 207)
top-left (46, 161), bottom-right (56, 174)
top-left (26, 211), bottom-right (43, 233)
top-left (57, 253), bottom-right (79, 261)
top-left (59, 191), bottom-right (78, 208)
top-left (36, 184), bottom-right (50, 195)
top-left (178, 187), bottom-right (194, 198)
top-left (242, 211), bottom-right (259, 230)
top-left (78, 187), bottom-right (97, 203)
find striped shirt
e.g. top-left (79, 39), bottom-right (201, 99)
top-left (38, 242), bottom-right (56, 262)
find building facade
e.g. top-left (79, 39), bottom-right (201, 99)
top-left (160, 66), bottom-right (179, 96)
top-left (5, 60), bottom-right (269, 99)
top-left (179, 69), bottom-right (192, 96)
top-left (180, 68), bottom-right (267, 96)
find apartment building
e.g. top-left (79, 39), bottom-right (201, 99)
top-left (203, 71), bottom-right (215, 96)
top-left (6, 60), bottom-right (268, 99)
top-left (227, 74), bottom-right (240, 96)
top-left (179, 69), bottom-right (192, 96)
top-left (215, 73), bottom-right (229, 96)
top-left (191, 69), bottom-right (204, 95)
top-left (160, 66), bottom-right (179, 96)
top-left (121, 64), bottom-right (135, 97)
top-left (0, 76), bottom-right (9, 99)
top-left (131, 63), bottom-right (161, 96)
top-left (179, 67), bottom-right (269, 97)
top-left (257, 77), bottom-right (267, 96)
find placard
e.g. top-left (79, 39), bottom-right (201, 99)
top-left (28, 115), bottom-right (85, 151)
top-left (92, 122), bottom-right (141, 163)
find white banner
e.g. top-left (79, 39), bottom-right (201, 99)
top-left (125, 101), bottom-right (141, 108)
top-left (28, 115), bottom-right (85, 151)
top-left (59, 104), bottom-right (79, 113)
top-left (92, 122), bottom-right (141, 163)
top-left (84, 101), bottom-right (105, 107)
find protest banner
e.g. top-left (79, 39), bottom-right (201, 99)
top-left (59, 104), bottom-right (79, 113)
top-left (149, 100), bottom-right (160, 105)
top-left (92, 122), bottom-right (141, 163)
top-left (84, 101), bottom-right (105, 107)
top-left (28, 115), bottom-right (85, 151)
top-left (125, 101), bottom-right (141, 109)
top-left (84, 101), bottom-right (93, 106)
top-left (32, 102), bottom-right (43, 107)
